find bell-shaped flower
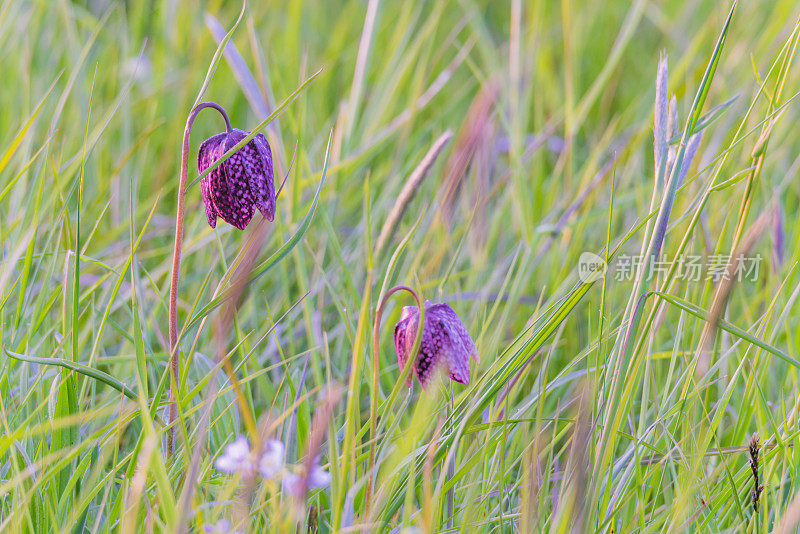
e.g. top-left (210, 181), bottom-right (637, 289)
top-left (198, 128), bottom-right (275, 230)
top-left (393, 300), bottom-right (479, 389)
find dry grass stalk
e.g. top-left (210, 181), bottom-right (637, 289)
top-left (437, 82), bottom-right (499, 223)
top-left (695, 207), bottom-right (771, 377)
top-left (293, 387), bottom-right (341, 502)
top-left (774, 486), bottom-right (800, 534)
top-left (120, 436), bottom-right (156, 534)
top-left (176, 217), bottom-right (273, 532)
top-left (375, 130), bottom-right (453, 256)
top-left (345, 0), bottom-right (380, 139)
top-left (563, 383), bottom-right (591, 533)
top-left (469, 116), bottom-right (495, 257)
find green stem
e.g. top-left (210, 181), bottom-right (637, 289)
top-left (366, 285), bottom-right (424, 514)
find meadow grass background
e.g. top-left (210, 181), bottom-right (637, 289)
top-left (2, 0), bottom-right (800, 531)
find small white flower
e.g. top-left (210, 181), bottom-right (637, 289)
top-left (258, 439), bottom-right (285, 479)
top-left (215, 436), bottom-right (253, 475)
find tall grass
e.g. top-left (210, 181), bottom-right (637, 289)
top-left (2, 0), bottom-right (800, 531)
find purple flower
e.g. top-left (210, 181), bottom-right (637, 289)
top-left (282, 472), bottom-right (302, 495)
top-left (258, 439), bottom-right (285, 479)
top-left (307, 460), bottom-right (332, 489)
top-left (214, 436), bottom-right (254, 475)
top-left (394, 300), bottom-right (479, 389)
top-left (282, 458), bottom-right (331, 496)
top-left (198, 128), bottom-right (275, 230)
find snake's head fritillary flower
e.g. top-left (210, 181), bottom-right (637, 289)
top-left (258, 439), bottom-right (285, 479)
top-left (198, 128), bottom-right (275, 230)
top-left (393, 300), bottom-right (479, 389)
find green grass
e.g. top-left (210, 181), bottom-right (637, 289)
top-left (2, 0), bottom-right (800, 531)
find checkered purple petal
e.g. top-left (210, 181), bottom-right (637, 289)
top-left (196, 128), bottom-right (276, 230)
top-left (197, 132), bottom-right (227, 228)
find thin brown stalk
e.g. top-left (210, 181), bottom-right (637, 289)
top-left (695, 29), bottom-right (799, 377)
top-left (695, 207), bottom-right (771, 377)
top-left (375, 130), bottom-right (453, 256)
top-left (422, 418), bottom-right (444, 531)
top-left (775, 487), bottom-right (800, 533)
top-left (120, 436), bottom-right (156, 534)
top-left (176, 292), bottom-right (310, 534)
top-left (176, 211), bottom-right (290, 530)
top-left (293, 387), bottom-right (341, 502)
top-left (367, 37), bottom-right (474, 150)
top-left (564, 383), bottom-right (591, 533)
top-left (532, 153), bottom-right (618, 268)
top-left (346, 0), bottom-right (380, 139)
top-left (438, 82), bottom-right (499, 223)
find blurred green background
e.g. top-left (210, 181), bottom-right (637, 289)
top-left (2, 0), bottom-right (800, 531)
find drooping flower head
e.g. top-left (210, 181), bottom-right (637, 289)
top-left (393, 300), bottom-right (479, 389)
top-left (198, 128), bottom-right (275, 229)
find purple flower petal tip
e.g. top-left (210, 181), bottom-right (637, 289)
top-left (281, 458), bottom-right (331, 497)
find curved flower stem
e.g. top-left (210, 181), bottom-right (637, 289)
top-left (446, 383), bottom-right (455, 529)
top-left (365, 285), bottom-right (425, 513)
top-left (168, 101), bottom-right (232, 455)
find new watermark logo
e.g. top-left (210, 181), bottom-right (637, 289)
top-left (578, 252), bottom-right (607, 283)
top-left (577, 252), bottom-right (763, 283)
